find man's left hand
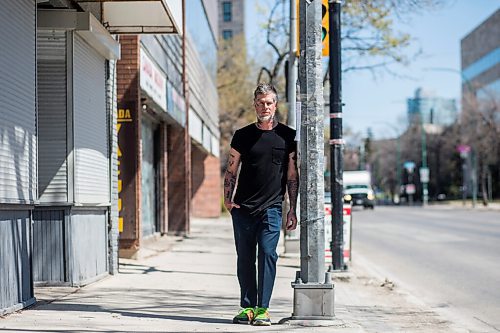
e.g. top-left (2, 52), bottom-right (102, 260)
top-left (286, 210), bottom-right (298, 231)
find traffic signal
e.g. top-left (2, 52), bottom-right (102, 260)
top-left (296, 0), bottom-right (329, 57)
top-left (321, 0), bottom-right (329, 56)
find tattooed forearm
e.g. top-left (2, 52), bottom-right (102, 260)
top-left (224, 149), bottom-right (240, 204)
top-left (224, 171), bottom-right (237, 202)
top-left (287, 179), bottom-right (299, 211)
top-left (287, 150), bottom-right (299, 211)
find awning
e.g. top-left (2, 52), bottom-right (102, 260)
top-left (38, 10), bottom-right (121, 60)
top-left (74, 0), bottom-right (182, 34)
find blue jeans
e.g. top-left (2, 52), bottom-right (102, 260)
top-left (230, 203), bottom-right (282, 309)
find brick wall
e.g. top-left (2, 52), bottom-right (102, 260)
top-left (117, 35), bottom-right (140, 103)
top-left (167, 124), bottom-right (189, 235)
top-left (191, 145), bottom-right (221, 218)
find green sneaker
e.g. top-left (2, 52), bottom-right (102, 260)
top-left (232, 307), bottom-right (255, 324)
top-left (252, 307), bottom-right (271, 326)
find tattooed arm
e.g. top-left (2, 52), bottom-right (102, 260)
top-left (286, 150), bottom-right (299, 230)
top-left (223, 148), bottom-right (241, 212)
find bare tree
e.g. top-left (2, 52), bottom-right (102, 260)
top-left (460, 87), bottom-right (500, 205)
top-left (256, 0), bottom-right (449, 87)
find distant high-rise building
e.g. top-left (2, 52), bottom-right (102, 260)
top-left (218, 0), bottom-right (245, 40)
top-left (461, 9), bottom-right (499, 104)
top-left (407, 88), bottom-right (458, 127)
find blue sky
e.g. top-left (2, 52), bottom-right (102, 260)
top-left (245, 0), bottom-right (499, 139)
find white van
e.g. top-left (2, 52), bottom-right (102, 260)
top-left (343, 171), bottom-right (375, 209)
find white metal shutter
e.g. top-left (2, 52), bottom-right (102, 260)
top-left (37, 30), bottom-right (68, 203)
top-left (141, 118), bottom-right (157, 237)
top-left (73, 34), bottom-right (109, 204)
top-left (0, 0), bottom-right (37, 204)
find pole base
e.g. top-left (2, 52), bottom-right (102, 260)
top-left (289, 282), bottom-right (335, 319)
top-left (278, 316), bottom-right (346, 327)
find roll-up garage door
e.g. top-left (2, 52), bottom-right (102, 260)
top-left (141, 117), bottom-right (158, 238)
top-left (73, 33), bottom-right (109, 204)
top-left (37, 30), bottom-right (68, 203)
top-left (0, 0), bottom-right (36, 204)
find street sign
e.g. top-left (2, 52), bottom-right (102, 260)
top-left (406, 184), bottom-right (416, 195)
top-left (457, 144), bottom-right (471, 154)
top-left (457, 144), bottom-right (471, 159)
top-left (325, 204), bottom-right (352, 264)
top-left (420, 167), bottom-right (430, 183)
top-left (321, 0), bottom-right (329, 56)
top-left (404, 161), bottom-right (416, 173)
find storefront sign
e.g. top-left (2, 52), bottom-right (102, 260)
top-left (117, 109), bottom-right (131, 232)
top-left (117, 103), bottom-right (138, 241)
top-left (166, 81), bottom-right (186, 126)
top-left (140, 48), bottom-right (166, 111)
top-left (189, 109), bottom-right (203, 143)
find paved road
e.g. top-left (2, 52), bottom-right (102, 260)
top-left (351, 206), bottom-right (500, 332)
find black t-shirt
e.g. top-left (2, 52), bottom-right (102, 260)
top-left (231, 122), bottom-right (297, 215)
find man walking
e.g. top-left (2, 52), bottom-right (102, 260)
top-left (224, 83), bottom-right (299, 326)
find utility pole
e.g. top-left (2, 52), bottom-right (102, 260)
top-left (283, 0), bottom-right (299, 257)
top-left (471, 150), bottom-right (477, 207)
top-left (462, 156), bottom-right (467, 206)
top-left (288, 0), bottom-right (298, 129)
top-left (286, 0), bottom-right (334, 322)
top-left (396, 136), bottom-right (401, 201)
top-left (329, 0), bottom-right (344, 271)
top-left (420, 112), bottom-right (428, 206)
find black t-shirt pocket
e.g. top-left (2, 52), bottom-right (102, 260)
top-left (272, 147), bottom-right (285, 165)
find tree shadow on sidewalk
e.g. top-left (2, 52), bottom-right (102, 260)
top-left (28, 288), bottom-right (237, 326)
top-left (118, 262), bottom-right (235, 277)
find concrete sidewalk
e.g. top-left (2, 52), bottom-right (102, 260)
top-left (0, 216), bottom-right (471, 332)
top-left (429, 200), bottom-right (500, 211)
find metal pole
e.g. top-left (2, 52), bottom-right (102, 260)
top-left (421, 112), bottom-right (428, 206)
top-left (462, 157), bottom-right (467, 206)
top-left (288, 0), bottom-right (297, 129)
top-left (287, 1), bottom-right (334, 321)
top-left (472, 150), bottom-right (477, 208)
top-left (182, 0), bottom-right (191, 231)
top-left (298, 0), bottom-right (325, 284)
top-left (396, 136), bottom-right (401, 200)
top-left (329, 0), bottom-right (344, 271)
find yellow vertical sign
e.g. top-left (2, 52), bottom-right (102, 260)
top-left (296, 0), bottom-right (329, 57)
top-left (321, 0), bottom-right (329, 56)
top-left (117, 108), bottom-right (132, 233)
